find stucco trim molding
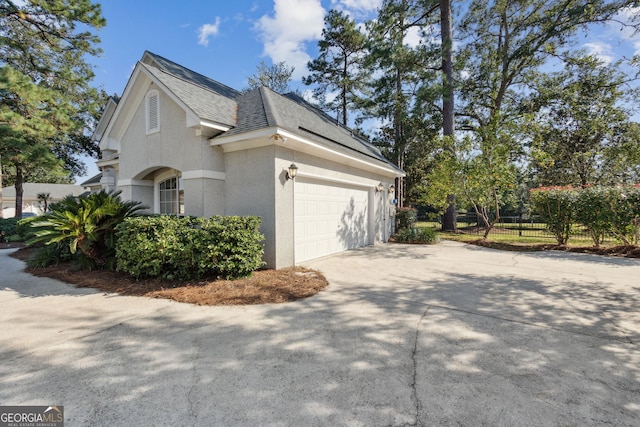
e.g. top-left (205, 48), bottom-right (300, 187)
top-left (294, 171), bottom-right (375, 189)
top-left (118, 179), bottom-right (154, 187)
top-left (182, 170), bottom-right (226, 181)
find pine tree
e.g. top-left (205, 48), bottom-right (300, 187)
top-left (304, 9), bottom-right (368, 126)
top-left (0, 0), bottom-right (105, 217)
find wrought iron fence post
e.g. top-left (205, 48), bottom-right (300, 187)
top-left (519, 214), bottom-right (522, 237)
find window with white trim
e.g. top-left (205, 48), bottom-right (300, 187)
top-left (159, 176), bottom-right (184, 215)
top-left (146, 90), bottom-right (160, 134)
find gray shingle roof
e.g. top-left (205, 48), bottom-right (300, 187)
top-left (80, 173), bottom-right (102, 186)
top-left (142, 51), bottom-right (240, 99)
top-left (225, 87), bottom-right (396, 168)
top-left (138, 52), bottom-right (400, 173)
top-left (141, 62), bottom-right (237, 127)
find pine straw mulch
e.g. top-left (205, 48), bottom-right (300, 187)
top-left (468, 239), bottom-right (640, 258)
top-left (6, 246), bottom-right (328, 306)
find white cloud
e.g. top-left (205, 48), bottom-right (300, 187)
top-left (255, 0), bottom-right (326, 78)
top-left (405, 26), bottom-right (421, 48)
top-left (583, 42), bottom-right (614, 65)
top-left (332, 0), bottom-right (381, 13)
top-left (612, 6), bottom-right (640, 55)
top-left (198, 18), bottom-right (221, 47)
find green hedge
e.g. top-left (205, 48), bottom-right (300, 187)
top-left (115, 215), bottom-right (265, 280)
top-left (530, 185), bottom-right (640, 246)
top-left (396, 207), bottom-right (418, 229)
top-left (0, 218), bottom-right (20, 241)
top-left (393, 227), bottom-right (439, 244)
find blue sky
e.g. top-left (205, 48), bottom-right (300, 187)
top-left (78, 0), bottom-right (640, 182)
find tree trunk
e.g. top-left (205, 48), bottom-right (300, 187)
top-left (395, 66), bottom-right (405, 208)
top-left (440, 0), bottom-right (457, 231)
top-left (442, 194), bottom-right (457, 231)
top-left (14, 165), bottom-right (23, 218)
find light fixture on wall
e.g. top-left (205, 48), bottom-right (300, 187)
top-left (271, 133), bottom-right (288, 143)
top-left (287, 163), bottom-right (298, 180)
top-left (376, 182), bottom-right (384, 192)
top-left (389, 184), bottom-right (395, 194)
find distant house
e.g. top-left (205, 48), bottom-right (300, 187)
top-left (92, 51), bottom-right (404, 268)
top-left (80, 173), bottom-right (103, 193)
top-left (1, 183), bottom-right (85, 217)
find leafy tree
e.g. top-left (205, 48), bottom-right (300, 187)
top-left (419, 0), bottom-right (639, 234)
top-left (0, 0), bottom-right (105, 217)
top-left (525, 55), bottom-right (640, 187)
top-left (304, 9), bottom-right (368, 125)
top-left (245, 60), bottom-right (295, 94)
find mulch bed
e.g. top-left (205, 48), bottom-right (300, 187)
top-left (7, 246), bottom-right (329, 305)
top-left (469, 239), bottom-right (640, 258)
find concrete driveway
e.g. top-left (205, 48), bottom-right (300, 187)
top-left (1, 241), bottom-right (639, 426)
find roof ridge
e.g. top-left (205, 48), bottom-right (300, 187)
top-left (259, 87), bottom-right (279, 127)
top-left (142, 51), bottom-right (240, 99)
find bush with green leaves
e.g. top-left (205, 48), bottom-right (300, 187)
top-left (531, 185), bottom-right (640, 246)
top-left (0, 217), bottom-right (20, 241)
top-left (28, 190), bottom-right (146, 269)
top-left (396, 207), bottom-right (418, 229)
top-left (115, 215), bottom-right (265, 280)
top-left (574, 187), bottom-right (611, 247)
top-left (393, 227), bottom-right (439, 244)
top-left (607, 186), bottom-right (640, 245)
top-left (530, 187), bottom-right (577, 245)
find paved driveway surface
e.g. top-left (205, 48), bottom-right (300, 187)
top-left (1, 241), bottom-right (639, 426)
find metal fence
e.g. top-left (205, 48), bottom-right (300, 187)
top-left (424, 213), bottom-right (610, 243)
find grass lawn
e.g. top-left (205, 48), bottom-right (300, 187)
top-left (416, 221), bottom-right (620, 247)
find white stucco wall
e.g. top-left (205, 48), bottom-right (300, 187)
top-left (116, 84), bottom-right (226, 217)
top-left (224, 146), bottom-right (277, 267)
top-left (106, 81), bottom-right (398, 269)
top-left (222, 144), bottom-right (396, 269)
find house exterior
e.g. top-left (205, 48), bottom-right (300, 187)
top-left (1, 183), bottom-right (85, 217)
top-left (93, 51), bottom-right (404, 268)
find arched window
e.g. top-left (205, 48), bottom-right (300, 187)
top-left (146, 89), bottom-right (160, 134)
top-left (158, 176), bottom-right (184, 215)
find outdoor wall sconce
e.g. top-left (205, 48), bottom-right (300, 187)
top-left (287, 163), bottom-right (298, 180)
top-left (271, 133), bottom-right (288, 143)
top-left (376, 182), bottom-right (385, 192)
top-left (389, 184), bottom-right (395, 194)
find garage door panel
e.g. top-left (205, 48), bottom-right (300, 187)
top-left (295, 179), bottom-right (371, 263)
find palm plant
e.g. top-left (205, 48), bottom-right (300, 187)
top-left (28, 190), bottom-right (146, 268)
top-left (37, 192), bottom-right (51, 213)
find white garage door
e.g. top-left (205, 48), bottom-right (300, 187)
top-left (295, 179), bottom-right (371, 263)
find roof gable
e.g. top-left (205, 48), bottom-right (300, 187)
top-left (140, 63), bottom-right (237, 128)
top-left (141, 51), bottom-right (240, 99)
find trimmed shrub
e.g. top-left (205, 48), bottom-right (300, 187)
top-left (608, 186), bottom-right (640, 245)
top-left (394, 227), bottom-right (439, 244)
top-left (0, 217), bottom-right (20, 240)
top-left (530, 187), bottom-right (577, 245)
top-left (115, 215), bottom-right (265, 281)
top-left (575, 187), bottom-right (611, 247)
top-left (396, 207), bottom-right (418, 229)
top-left (531, 185), bottom-right (640, 246)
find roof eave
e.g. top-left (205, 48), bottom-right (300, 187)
top-left (211, 127), bottom-right (404, 178)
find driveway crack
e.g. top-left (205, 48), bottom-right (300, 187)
top-left (187, 336), bottom-right (202, 422)
top-left (408, 307), bottom-right (429, 427)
